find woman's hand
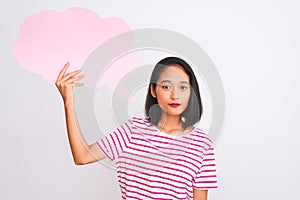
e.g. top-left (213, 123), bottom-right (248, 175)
top-left (55, 62), bottom-right (85, 107)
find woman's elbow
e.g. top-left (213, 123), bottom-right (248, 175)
top-left (74, 158), bottom-right (87, 165)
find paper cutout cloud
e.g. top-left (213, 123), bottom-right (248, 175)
top-left (13, 7), bottom-right (140, 90)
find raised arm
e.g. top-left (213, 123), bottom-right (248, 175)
top-left (55, 62), bottom-right (106, 165)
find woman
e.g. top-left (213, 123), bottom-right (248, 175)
top-left (56, 57), bottom-right (218, 200)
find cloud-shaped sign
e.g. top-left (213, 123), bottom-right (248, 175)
top-left (13, 7), bottom-right (141, 90)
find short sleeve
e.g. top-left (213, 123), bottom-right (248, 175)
top-left (192, 142), bottom-right (218, 190)
top-left (96, 119), bottom-right (132, 162)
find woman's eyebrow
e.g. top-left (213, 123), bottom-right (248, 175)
top-left (159, 80), bottom-right (189, 84)
top-left (159, 80), bottom-right (171, 84)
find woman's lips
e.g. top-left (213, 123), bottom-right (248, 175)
top-left (169, 103), bottom-right (180, 108)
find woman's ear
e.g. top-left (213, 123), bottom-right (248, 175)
top-left (150, 84), bottom-right (157, 98)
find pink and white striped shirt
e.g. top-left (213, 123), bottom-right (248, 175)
top-left (96, 116), bottom-right (218, 199)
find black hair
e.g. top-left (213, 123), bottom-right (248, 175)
top-left (144, 57), bottom-right (203, 129)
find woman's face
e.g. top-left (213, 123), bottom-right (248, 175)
top-left (150, 65), bottom-right (191, 117)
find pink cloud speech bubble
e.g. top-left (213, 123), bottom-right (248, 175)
top-left (13, 7), bottom-right (141, 92)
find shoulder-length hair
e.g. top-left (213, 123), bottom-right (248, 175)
top-left (144, 57), bottom-right (203, 129)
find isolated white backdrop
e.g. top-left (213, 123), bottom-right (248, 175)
top-left (1, 1), bottom-right (299, 199)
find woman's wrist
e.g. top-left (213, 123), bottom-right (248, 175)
top-left (64, 101), bottom-right (74, 109)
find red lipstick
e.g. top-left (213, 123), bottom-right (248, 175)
top-left (169, 103), bottom-right (180, 108)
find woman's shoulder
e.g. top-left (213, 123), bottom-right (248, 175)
top-left (128, 116), bottom-right (152, 127)
top-left (192, 127), bottom-right (214, 145)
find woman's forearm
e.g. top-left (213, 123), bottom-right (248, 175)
top-left (64, 104), bottom-right (90, 165)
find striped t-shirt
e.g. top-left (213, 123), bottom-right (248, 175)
top-left (96, 116), bottom-right (218, 199)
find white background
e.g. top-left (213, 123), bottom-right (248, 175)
top-left (1, 1), bottom-right (299, 199)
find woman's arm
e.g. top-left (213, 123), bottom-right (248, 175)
top-left (64, 105), bottom-right (106, 165)
top-left (193, 189), bottom-right (207, 200)
top-left (56, 62), bottom-right (105, 165)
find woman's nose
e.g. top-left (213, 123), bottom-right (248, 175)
top-left (170, 90), bottom-right (179, 100)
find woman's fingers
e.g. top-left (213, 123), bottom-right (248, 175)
top-left (61, 69), bottom-right (81, 83)
top-left (71, 82), bottom-right (85, 87)
top-left (65, 74), bottom-right (85, 86)
top-left (65, 74), bottom-right (85, 83)
top-left (56, 61), bottom-right (70, 82)
top-left (56, 61), bottom-right (82, 83)
top-left (55, 62), bottom-right (85, 90)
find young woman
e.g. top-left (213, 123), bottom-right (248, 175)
top-left (56, 57), bottom-right (218, 200)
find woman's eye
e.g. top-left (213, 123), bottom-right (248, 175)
top-left (180, 86), bottom-right (188, 90)
top-left (162, 85), bottom-right (171, 90)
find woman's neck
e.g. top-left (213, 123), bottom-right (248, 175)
top-left (157, 114), bottom-right (183, 134)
